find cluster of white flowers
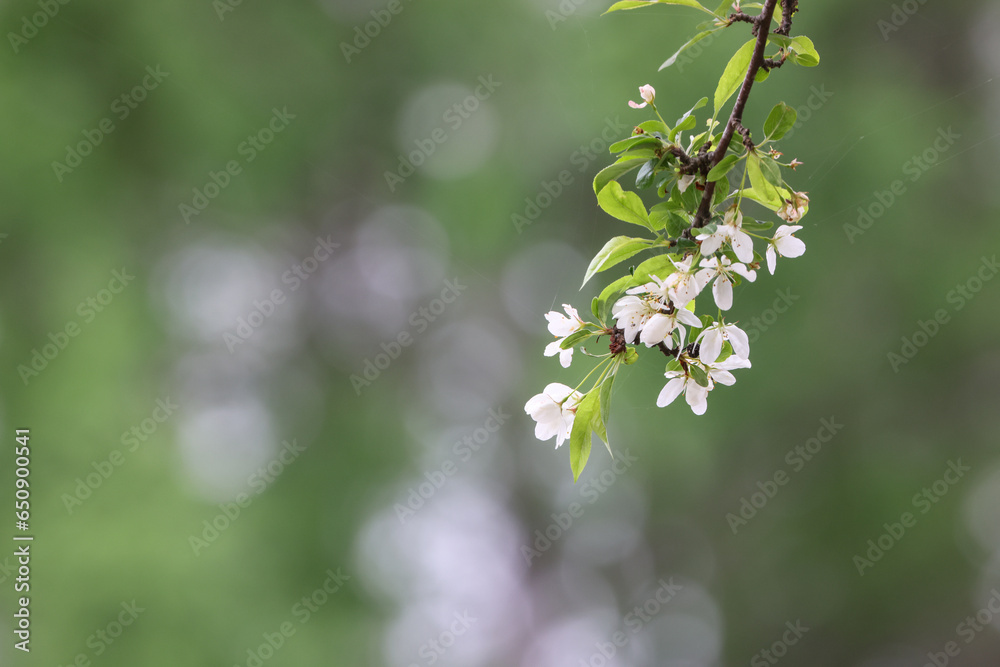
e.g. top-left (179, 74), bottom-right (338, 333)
top-left (524, 206), bottom-right (806, 437)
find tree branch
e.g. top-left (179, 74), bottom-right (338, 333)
top-left (687, 0), bottom-right (783, 232)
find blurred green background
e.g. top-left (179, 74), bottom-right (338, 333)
top-left (2, 0), bottom-right (1000, 665)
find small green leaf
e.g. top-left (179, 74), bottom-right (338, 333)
top-left (569, 390), bottom-right (600, 481)
top-left (665, 358), bottom-right (683, 372)
top-left (740, 219), bottom-right (773, 232)
top-left (789, 35), bottom-right (820, 67)
top-left (659, 29), bottom-right (720, 70)
top-left (560, 330), bottom-right (592, 350)
top-left (597, 181), bottom-right (651, 229)
top-left (706, 154), bottom-right (741, 181)
top-left (636, 120), bottom-right (671, 136)
top-left (689, 363), bottom-right (710, 387)
top-left (604, 0), bottom-right (715, 16)
top-left (609, 135), bottom-right (662, 153)
top-left (714, 39), bottom-right (756, 115)
top-left (650, 203), bottom-right (689, 237)
top-left (593, 158), bottom-right (647, 195)
top-left (763, 102), bottom-right (797, 140)
top-left (635, 159), bottom-right (657, 189)
top-left (669, 97), bottom-right (707, 141)
top-left (582, 236), bottom-right (654, 287)
top-left (591, 296), bottom-right (602, 321)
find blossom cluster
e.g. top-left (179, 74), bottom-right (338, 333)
top-left (525, 0), bottom-right (817, 479)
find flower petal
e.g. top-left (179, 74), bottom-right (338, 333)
top-left (656, 377), bottom-right (685, 408)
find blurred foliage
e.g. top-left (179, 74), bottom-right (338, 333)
top-left (1, 0), bottom-right (999, 665)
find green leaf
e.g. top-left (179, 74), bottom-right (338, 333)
top-left (669, 97), bottom-right (707, 141)
top-left (789, 35), bottom-right (820, 67)
top-left (591, 296), bottom-right (602, 321)
top-left (595, 375), bottom-right (614, 454)
top-left (582, 236), bottom-right (654, 287)
top-left (597, 181), bottom-right (651, 229)
top-left (713, 174), bottom-right (730, 206)
top-left (595, 273), bottom-right (636, 319)
top-left (569, 390), bottom-right (600, 481)
top-left (713, 39), bottom-right (755, 115)
top-left (636, 120), bottom-right (671, 136)
top-left (665, 358), bottom-right (683, 373)
top-left (659, 29), bottom-right (720, 70)
top-left (758, 155), bottom-right (783, 188)
top-left (740, 219), bottom-right (773, 232)
top-left (604, 0), bottom-right (715, 16)
top-left (746, 155), bottom-right (782, 207)
top-left (635, 159), bottom-right (657, 189)
top-left (706, 154), bottom-right (741, 181)
top-left (559, 329), bottom-right (592, 350)
top-left (650, 203), bottom-right (689, 237)
top-left (763, 102), bottom-right (797, 140)
top-left (609, 135), bottom-right (662, 153)
top-left (689, 363), bottom-right (710, 387)
top-left (740, 186), bottom-right (791, 212)
top-left (593, 158), bottom-right (647, 195)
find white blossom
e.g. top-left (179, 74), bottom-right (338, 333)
top-left (696, 208), bottom-right (754, 263)
top-left (628, 84), bottom-right (656, 109)
top-left (638, 306), bottom-right (701, 348)
top-left (656, 355), bottom-right (751, 415)
top-left (765, 225), bottom-right (806, 275)
top-left (696, 256), bottom-right (756, 311)
top-left (777, 191), bottom-right (809, 223)
top-left (524, 383), bottom-right (584, 448)
top-left (661, 256), bottom-right (706, 309)
top-left (696, 321), bottom-right (750, 364)
top-left (543, 304), bottom-right (585, 368)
